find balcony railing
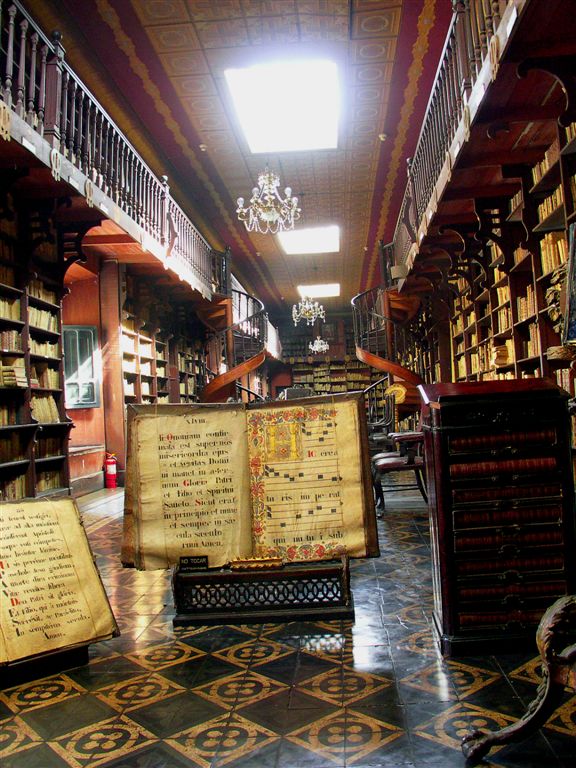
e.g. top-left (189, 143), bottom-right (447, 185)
top-left (0, 0), bottom-right (213, 297)
top-left (392, 0), bottom-right (509, 267)
top-left (352, 286), bottom-right (426, 382)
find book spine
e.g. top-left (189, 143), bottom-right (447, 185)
top-left (450, 457), bottom-right (556, 478)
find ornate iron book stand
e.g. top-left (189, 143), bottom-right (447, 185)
top-left (172, 556), bottom-right (354, 626)
top-left (462, 595), bottom-right (576, 764)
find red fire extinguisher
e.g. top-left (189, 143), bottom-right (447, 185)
top-left (104, 452), bottom-right (118, 489)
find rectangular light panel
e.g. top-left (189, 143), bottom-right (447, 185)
top-left (225, 60), bottom-right (339, 153)
top-left (277, 225), bottom-right (340, 254)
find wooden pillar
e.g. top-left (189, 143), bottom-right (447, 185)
top-left (99, 259), bottom-right (126, 480)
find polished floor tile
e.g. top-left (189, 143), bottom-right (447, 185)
top-left (1, 485), bottom-right (574, 767)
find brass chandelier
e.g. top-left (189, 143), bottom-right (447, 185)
top-left (236, 168), bottom-right (301, 234)
top-left (292, 296), bottom-right (325, 326)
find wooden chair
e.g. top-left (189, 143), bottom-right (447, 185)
top-left (462, 595), bottom-right (576, 765)
top-left (372, 430), bottom-right (427, 511)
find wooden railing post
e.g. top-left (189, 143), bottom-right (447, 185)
top-left (160, 175), bottom-right (169, 246)
top-left (452, 0), bottom-right (472, 100)
top-left (43, 30), bottom-right (65, 148)
top-left (37, 43), bottom-right (48, 132)
top-left (26, 32), bottom-right (39, 125)
top-left (15, 17), bottom-right (28, 118)
top-left (3, 4), bottom-right (17, 106)
top-left (405, 157), bottom-right (418, 243)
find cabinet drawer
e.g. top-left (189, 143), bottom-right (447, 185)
top-left (452, 483), bottom-right (563, 505)
top-left (457, 607), bottom-right (548, 630)
top-left (448, 427), bottom-right (558, 455)
top-left (455, 551), bottom-right (565, 577)
top-left (452, 500), bottom-right (563, 529)
top-left (456, 577), bottom-right (567, 607)
top-left (431, 400), bottom-right (563, 429)
top-left (453, 523), bottom-right (563, 553)
top-left (449, 455), bottom-right (558, 481)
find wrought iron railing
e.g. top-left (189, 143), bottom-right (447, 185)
top-left (235, 382), bottom-right (265, 402)
top-left (200, 288), bottom-right (268, 401)
top-left (392, 0), bottom-right (509, 267)
top-left (362, 375), bottom-right (393, 430)
top-left (352, 286), bottom-right (425, 381)
top-left (0, 0), bottom-right (214, 295)
top-left (230, 289), bottom-right (268, 368)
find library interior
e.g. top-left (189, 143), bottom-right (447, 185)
top-left (1, 1), bottom-right (576, 767)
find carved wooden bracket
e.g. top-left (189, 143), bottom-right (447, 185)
top-left (437, 223), bottom-right (488, 290)
top-left (518, 55), bottom-right (576, 128)
top-left (473, 196), bottom-right (528, 273)
top-left (57, 221), bottom-right (97, 277)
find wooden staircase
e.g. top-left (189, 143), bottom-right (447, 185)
top-left (352, 286), bottom-right (425, 414)
top-left (200, 289), bottom-right (268, 403)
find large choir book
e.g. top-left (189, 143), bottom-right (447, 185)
top-left (0, 498), bottom-right (118, 666)
top-left (122, 393), bottom-right (378, 570)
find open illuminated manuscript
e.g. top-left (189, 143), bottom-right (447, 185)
top-left (122, 393), bottom-right (378, 570)
top-left (0, 498), bottom-right (118, 666)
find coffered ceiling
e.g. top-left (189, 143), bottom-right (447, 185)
top-left (24, 0), bottom-right (451, 324)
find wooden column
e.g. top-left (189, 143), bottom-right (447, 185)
top-left (99, 259), bottom-right (126, 480)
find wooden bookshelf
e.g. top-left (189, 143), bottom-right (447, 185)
top-left (120, 310), bottom-right (180, 406)
top-left (172, 336), bottom-right (206, 403)
top-left (289, 357), bottom-right (378, 396)
top-left (0, 220), bottom-right (71, 501)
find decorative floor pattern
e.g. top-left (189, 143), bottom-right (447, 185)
top-left (1, 485), bottom-right (575, 767)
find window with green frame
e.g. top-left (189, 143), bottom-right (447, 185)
top-left (63, 325), bottom-right (101, 408)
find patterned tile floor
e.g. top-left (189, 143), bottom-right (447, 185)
top-left (1, 484), bottom-right (575, 767)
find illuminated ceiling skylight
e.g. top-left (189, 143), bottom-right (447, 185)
top-left (277, 225), bottom-right (340, 254)
top-left (224, 60), bottom-right (339, 153)
top-left (297, 284), bottom-right (341, 299)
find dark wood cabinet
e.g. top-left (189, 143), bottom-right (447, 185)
top-left (420, 380), bottom-right (576, 656)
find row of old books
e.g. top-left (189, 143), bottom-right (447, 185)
top-left (516, 284), bottom-right (536, 320)
top-left (520, 323), bottom-right (541, 359)
top-left (495, 306), bottom-right (512, 334)
top-left (35, 436), bottom-right (63, 458)
top-left (495, 284), bottom-right (510, 306)
top-left (29, 338), bottom-right (59, 358)
top-left (0, 433), bottom-right (26, 462)
top-left (30, 393), bottom-right (61, 423)
top-left (452, 314), bottom-right (465, 335)
top-left (509, 188), bottom-right (522, 215)
top-left (35, 468), bottom-right (64, 493)
top-left (469, 344), bottom-right (491, 375)
top-left (537, 185), bottom-right (564, 223)
top-left (0, 329), bottom-right (22, 350)
top-left (540, 231), bottom-right (568, 274)
top-left (30, 364), bottom-right (60, 389)
top-left (0, 264), bottom-right (15, 286)
top-left (0, 404), bottom-right (19, 426)
top-left (514, 246), bottom-right (530, 266)
top-left (28, 305), bottom-right (59, 332)
top-left (0, 473), bottom-right (26, 499)
top-left (28, 278), bottom-right (57, 304)
top-left (491, 339), bottom-right (514, 368)
top-left (531, 136), bottom-right (560, 187)
top-left (0, 296), bottom-right (21, 321)
top-left (0, 360), bottom-right (27, 387)
top-left (553, 366), bottom-right (573, 396)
